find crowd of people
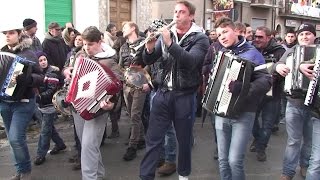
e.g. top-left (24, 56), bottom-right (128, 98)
top-left (1, 0), bottom-right (320, 180)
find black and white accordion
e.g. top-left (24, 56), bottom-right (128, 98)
top-left (0, 52), bottom-right (35, 99)
top-left (304, 46), bottom-right (320, 106)
top-left (202, 51), bottom-right (253, 117)
top-left (284, 45), bottom-right (317, 95)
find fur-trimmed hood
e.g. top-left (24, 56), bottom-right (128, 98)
top-left (1, 34), bottom-right (33, 53)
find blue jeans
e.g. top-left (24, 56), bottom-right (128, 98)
top-left (215, 112), bottom-right (255, 180)
top-left (253, 97), bottom-right (280, 151)
top-left (306, 117), bottom-right (320, 180)
top-left (37, 112), bottom-right (65, 157)
top-left (0, 99), bottom-right (35, 174)
top-left (282, 101), bottom-right (312, 177)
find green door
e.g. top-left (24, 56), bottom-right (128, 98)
top-left (45, 0), bottom-right (73, 30)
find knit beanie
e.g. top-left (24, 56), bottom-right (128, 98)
top-left (296, 23), bottom-right (316, 36)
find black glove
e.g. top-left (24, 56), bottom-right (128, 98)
top-left (228, 80), bottom-right (242, 95)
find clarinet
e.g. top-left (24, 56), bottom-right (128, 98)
top-left (304, 55), bottom-right (320, 106)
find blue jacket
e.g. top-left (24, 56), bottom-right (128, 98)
top-left (222, 36), bottom-right (272, 113)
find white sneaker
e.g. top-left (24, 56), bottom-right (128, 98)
top-left (179, 175), bottom-right (189, 180)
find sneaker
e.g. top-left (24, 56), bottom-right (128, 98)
top-left (300, 166), bottom-right (307, 178)
top-left (250, 139), bottom-right (256, 152)
top-left (123, 147), bottom-right (137, 161)
top-left (49, 144), bottom-right (67, 155)
top-left (158, 162), bottom-right (176, 176)
top-left (34, 156), bottom-right (46, 165)
top-left (256, 151), bottom-right (266, 162)
top-left (107, 131), bottom-right (120, 139)
top-left (10, 172), bottom-right (31, 180)
top-left (178, 175), bottom-right (189, 180)
top-left (137, 140), bottom-right (146, 150)
top-left (280, 174), bottom-right (292, 180)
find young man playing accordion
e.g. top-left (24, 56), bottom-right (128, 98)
top-left (63, 26), bottom-right (122, 180)
top-left (213, 17), bottom-right (271, 180)
top-left (273, 23), bottom-right (316, 180)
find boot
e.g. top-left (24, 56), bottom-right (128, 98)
top-left (123, 147), bottom-right (137, 161)
top-left (158, 162), bottom-right (176, 176)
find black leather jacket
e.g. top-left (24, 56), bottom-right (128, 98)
top-left (143, 23), bottom-right (210, 93)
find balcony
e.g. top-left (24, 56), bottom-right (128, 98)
top-left (279, 2), bottom-right (320, 20)
top-left (250, 0), bottom-right (283, 8)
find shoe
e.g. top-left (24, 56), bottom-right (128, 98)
top-left (272, 124), bottom-right (279, 133)
top-left (123, 147), bottom-right (137, 161)
top-left (280, 174), bottom-right (292, 180)
top-left (256, 151), bottom-right (266, 162)
top-left (213, 148), bottom-right (218, 160)
top-left (178, 175), bottom-right (189, 180)
top-left (137, 140), bottom-right (146, 150)
top-left (72, 161), bottom-right (81, 171)
top-left (107, 131), bottom-right (120, 139)
top-left (300, 166), bottom-right (307, 178)
top-left (49, 144), bottom-right (67, 155)
top-left (10, 172), bottom-right (31, 180)
top-left (34, 156), bottom-right (46, 165)
top-left (158, 162), bottom-right (176, 176)
top-left (0, 125), bottom-right (4, 130)
top-left (157, 158), bottom-right (165, 168)
top-left (250, 139), bottom-right (256, 152)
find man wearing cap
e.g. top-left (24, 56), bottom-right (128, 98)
top-left (272, 23), bottom-right (316, 180)
top-left (23, 18), bottom-right (42, 52)
top-left (0, 23), bottom-right (45, 180)
top-left (42, 22), bottom-right (69, 71)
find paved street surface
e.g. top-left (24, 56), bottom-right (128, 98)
top-left (0, 114), bottom-right (304, 180)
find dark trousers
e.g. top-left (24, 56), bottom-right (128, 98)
top-left (140, 90), bottom-right (196, 179)
top-left (253, 97), bottom-right (281, 151)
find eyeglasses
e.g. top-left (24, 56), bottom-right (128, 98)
top-left (254, 35), bottom-right (264, 39)
top-left (55, 28), bottom-right (61, 31)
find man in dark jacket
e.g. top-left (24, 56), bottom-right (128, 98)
top-left (42, 22), bottom-right (69, 71)
top-left (251, 26), bottom-right (286, 162)
top-left (213, 17), bottom-right (271, 180)
top-left (139, 1), bottom-right (209, 179)
top-left (273, 23), bottom-right (315, 180)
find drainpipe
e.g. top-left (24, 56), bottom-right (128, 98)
top-left (203, 0), bottom-right (206, 29)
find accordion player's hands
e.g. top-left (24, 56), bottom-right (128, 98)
top-left (63, 67), bottom-right (73, 80)
top-left (228, 80), bottom-right (242, 95)
top-left (100, 99), bottom-right (115, 111)
top-left (16, 73), bottom-right (32, 85)
top-left (276, 64), bottom-right (290, 77)
top-left (300, 63), bottom-right (315, 80)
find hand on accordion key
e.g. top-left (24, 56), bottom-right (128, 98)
top-left (100, 97), bottom-right (115, 111)
top-left (300, 63), bottom-right (315, 80)
top-left (228, 80), bottom-right (242, 95)
top-left (276, 64), bottom-right (290, 77)
top-left (63, 67), bottom-right (74, 80)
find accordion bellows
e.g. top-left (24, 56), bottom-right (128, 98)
top-left (65, 57), bottom-right (122, 120)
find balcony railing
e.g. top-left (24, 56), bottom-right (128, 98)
top-left (279, 2), bottom-right (320, 19)
top-left (250, 0), bottom-right (283, 8)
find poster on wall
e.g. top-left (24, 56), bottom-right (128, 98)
top-left (290, 0), bottom-right (320, 18)
top-left (212, 0), bottom-right (234, 20)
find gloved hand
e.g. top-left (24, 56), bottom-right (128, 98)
top-left (228, 80), bottom-right (242, 95)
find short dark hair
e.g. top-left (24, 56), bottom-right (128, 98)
top-left (214, 17), bottom-right (235, 29)
top-left (176, 0), bottom-right (196, 15)
top-left (244, 23), bottom-right (250, 28)
top-left (235, 22), bottom-right (246, 34)
top-left (256, 26), bottom-right (272, 36)
top-left (106, 23), bottom-right (116, 33)
top-left (82, 26), bottom-right (102, 42)
top-left (286, 28), bottom-right (295, 34)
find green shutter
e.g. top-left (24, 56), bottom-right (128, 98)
top-left (45, 0), bottom-right (73, 29)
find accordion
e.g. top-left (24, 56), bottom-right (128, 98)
top-left (202, 51), bottom-right (253, 117)
top-left (0, 52), bottom-right (35, 99)
top-left (284, 45), bottom-right (317, 95)
top-left (65, 57), bottom-right (122, 120)
top-left (305, 46), bottom-right (320, 106)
